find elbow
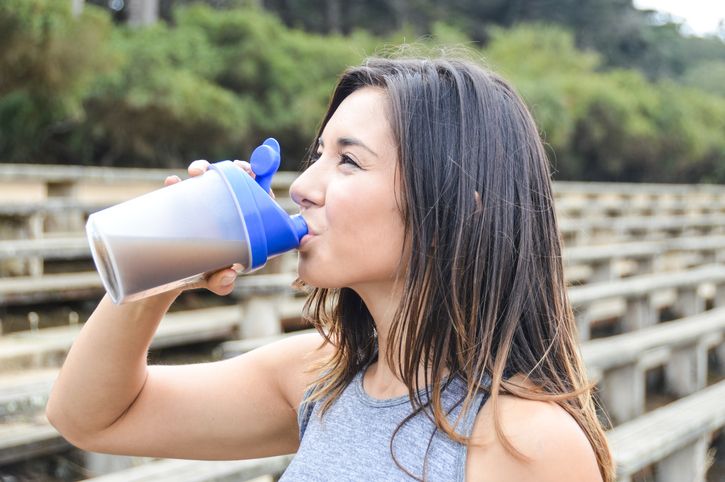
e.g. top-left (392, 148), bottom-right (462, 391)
top-left (45, 395), bottom-right (64, 436)
top-left (45, 398), bottom-right (96, 452)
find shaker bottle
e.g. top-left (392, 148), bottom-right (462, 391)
top-left (85, 138), bottom-right (307, 304)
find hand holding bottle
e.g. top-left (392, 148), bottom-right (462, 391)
top-left (162, 159), bottom-right (276, 297)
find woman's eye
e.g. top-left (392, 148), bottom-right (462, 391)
top-left (339, 154), bottom-right (360, 168)
top-left (309, 151), bottom-right (359, 169)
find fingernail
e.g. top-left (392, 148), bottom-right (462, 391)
top-left (190, 160), bottom-right (208, 171)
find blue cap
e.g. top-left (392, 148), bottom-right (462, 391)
top-left (210, 138), bottom-right (308, 271)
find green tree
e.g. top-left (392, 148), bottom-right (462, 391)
top-left (0, 0), bottom-right (114, 163)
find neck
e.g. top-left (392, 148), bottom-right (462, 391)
top-left (351, 279), bottom-right (449, 398)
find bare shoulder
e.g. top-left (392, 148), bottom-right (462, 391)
top-left (465, 388), bottom-right (602, 482)
top-left (260, 331), bottom-right (334, 409)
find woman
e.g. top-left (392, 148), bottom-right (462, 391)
top-left (46, 55), bottom-right (613, 481)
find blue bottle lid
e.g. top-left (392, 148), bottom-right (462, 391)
top-left (210, 138), bottom-right (308, 271)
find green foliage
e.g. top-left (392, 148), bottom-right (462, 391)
top-left (681, 61), bottom-right (725, 98)
top-left (0, 3), bottom-right (723, 182)
top-left (78, 16), bottom-right (250, 166)
top-left (0, 3), bottom-right (366, 168)
top-left (172, 5), bottom-right (370, 164)
top-left (0, 0), bottom-right (113, 162)
top-left (482, 24), bottom-right (725, 182)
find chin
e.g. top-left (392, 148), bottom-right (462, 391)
top-left (296, 263), bottom-right (338, 290)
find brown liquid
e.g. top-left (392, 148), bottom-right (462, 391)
top-left (92, 236), bottom-right (249, 301)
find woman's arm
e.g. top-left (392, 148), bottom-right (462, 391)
top-left (46, 288), bottom-right (328, 459)
top-left (45, 159), bottom-right (328, 459)
top-left (45, 290), bottom-right (181, 443)
top-left (44, 252), bottom-right (331, 459)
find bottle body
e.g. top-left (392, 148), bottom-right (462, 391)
top-left (86, 167), bottom-right (252, 304)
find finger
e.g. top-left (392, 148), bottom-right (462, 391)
top-left (188, 160), bottom-right (210, 177)
top-left (233, 160), bottom-right (255, 178)
top-left (233, 160), bottom-right (275, 197)
top-left (207, 267), bottom-right (237, 295)
top-left (164, 175), bottom-right (182, 186)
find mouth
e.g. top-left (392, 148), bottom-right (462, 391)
top-left (299, 232), bottom-right (317, 250)
top-left (299, 214), bottom-right (320, 237)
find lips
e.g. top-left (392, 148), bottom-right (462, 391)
top-left (300, 214), bottom-right (320, 236)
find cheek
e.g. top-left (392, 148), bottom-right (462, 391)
top-left (326, 187), bottom-right (406, 275)
top-left (294, 186), bottom-right (405, 290)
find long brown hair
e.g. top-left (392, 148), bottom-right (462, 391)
top-left (295, 53), bottom-right (614, 481)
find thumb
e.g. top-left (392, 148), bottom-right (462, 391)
top-left (205, 268), bottom-right (238, 296)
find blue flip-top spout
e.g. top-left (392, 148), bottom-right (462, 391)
top-left (209, 138), bottom-right (308, 271)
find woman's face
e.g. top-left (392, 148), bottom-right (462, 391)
top-left (289, 87), bottom-right (406, 291)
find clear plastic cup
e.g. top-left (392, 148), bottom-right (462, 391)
top-left (86, 166), bottom-right (251, 304)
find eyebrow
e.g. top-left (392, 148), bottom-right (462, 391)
top-left (318, 136), bottom-right (379, 158)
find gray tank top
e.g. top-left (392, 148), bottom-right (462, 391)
top-left (279, 344), bottom-right (493, 481)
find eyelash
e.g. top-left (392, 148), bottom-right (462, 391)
top-left (310, 151), bottom-right (360, 168)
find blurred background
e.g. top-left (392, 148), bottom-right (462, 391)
top-left (1, 0), bottom-right (724, 181)
top-left (1, 1), bottom-right (725, 482)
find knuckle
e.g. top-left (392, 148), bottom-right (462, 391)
top-left (189, 160), bottom-right (208, 172)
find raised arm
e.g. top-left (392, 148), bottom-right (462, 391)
top-left (46, 160), bottom-right (328, 460)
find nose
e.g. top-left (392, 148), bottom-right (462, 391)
top-left (289, 163), bottom-right (325, 210)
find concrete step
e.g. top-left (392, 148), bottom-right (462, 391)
top-left (0, 306), bottom-right (241, 373)
top-left (0, 415), bottom-right (70, 466)
top-left (0, 368), bottom-right (58, 421)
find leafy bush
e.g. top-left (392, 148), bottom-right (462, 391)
top-left (0, 4), bottom-right (722, 181)
top-left (482, 24), bottom-right (725, 182)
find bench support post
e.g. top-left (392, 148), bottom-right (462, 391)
top-left (84, 453), bottom-right (153, 477)
top-left (673, 286), bottom-right (705, 318)
top-left (26, 212), bottom-right (45, 276)
top-left (240, 295), bottom-right (283, 339)
top-left (635, 255), bottom-right (658, 276)
top-left (715, 342), bottom-right (725, 377)
top-left (575, 307), bottom-right (592, 341)
top-left (665, 343), bottom-right (707, 397)
top-left (654, 434), bottom-right (708, 482)
top-left (624, 294), bottom-right (657, 332)
top-left (589, 260), bottom-right (613, 283)
top-left (714, 283), bottom-right (725, 309)
top-left (601, 364), bottom-right (644, 424)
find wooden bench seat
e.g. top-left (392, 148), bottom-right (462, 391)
top-left (1, 230), bottom-right (723, 288)
top-left (553, 180), bottom-right (725, 203)
top-left (0, 237), bottom-right (90, 261)
top-left (17, 378), bottom-right (723, 482)
top-left (559, 214), bottom-right (725, 246)
top-left (0, 236), bottom-right (92, 277)
top-left (0, 271), bottom-right (103, 305)
top-left (569, 264), bottom-right (725, 339)
top-left (556, 196), bottom-right (725, 219)
top-left (217, 328), bottom-right (316, 359)
top-left (0, 320), bottom-right (721, 476)
top-left (562, 234), bottom-right (725, 282)
top-left (581, 306), bottom-right (725, 424)
top-left (607, 379), bottom-right (725, 482)
top-left (83, 454), bottom-right (294, 481)
top-left (0, 306), bottom-right (242, 373)
top-left (0, 163), bottom-right (297, 190)
top-left (0, 368), bottom-right (58, 421)
top-left (0, 416), bottom-right (70, 465)
top-left (0, 271), bottom-right (298, 306)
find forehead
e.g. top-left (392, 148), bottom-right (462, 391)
top-left (322, 87), bottom-right (394, 147)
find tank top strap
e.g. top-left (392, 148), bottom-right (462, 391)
top-left (297, 381), bottom-right (318, 441)
top-left (298, 341), bottom-right (378, 440)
